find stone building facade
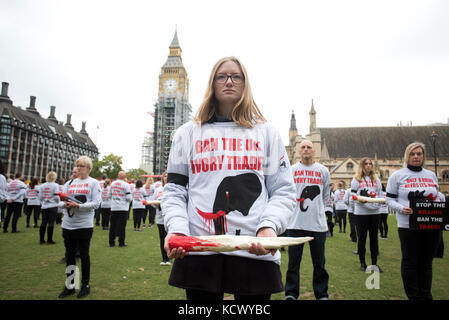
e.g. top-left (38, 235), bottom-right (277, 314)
top-left (0, 82), bottom-right (98, 181)
top-left (287, 101), bottom-right (449, 192)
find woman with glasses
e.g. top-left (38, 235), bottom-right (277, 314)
top-left (58, 156), bottom-right (101, 299)
top-left (350, 157), bottom-right (383, 272)
top-left (386, 142), bottom-right (441, 300)
top-left (162, 56), bottom-right (296, 300)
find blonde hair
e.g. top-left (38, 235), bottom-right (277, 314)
top-left (404, 142), bottom-right (426, 167)
top-left (355, 157), bottom-right (378, 182)
top-left (193, 56), bottom-right (266, 128)
top-left (162, 171), bottom-right (168, 187)
top-left (76, 156), bottom-right (93, 171)
top-left (46, 171), bottom-right (57, 183)
top-left (145, 177), bottom-right (154, 188)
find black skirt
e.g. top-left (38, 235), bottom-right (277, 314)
top-left (168, 254), bottom-right (283, 295)
top-left (62, 227), bottom-right (93, 240)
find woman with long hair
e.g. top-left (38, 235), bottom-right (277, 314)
top-left (350, 157), bottom-right (383, 272)
top-left (386, 142), bottom-right (441, 300)
top-left (162, 56), bottom-right (296, 300)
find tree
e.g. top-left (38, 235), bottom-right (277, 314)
top-left (91, 157), bottom-right (103, 179)
top-left (90, 153), bottom-right (123, 179)
top-left (126, 168), bottom-right (148, 181)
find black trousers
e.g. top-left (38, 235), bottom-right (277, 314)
top-left (0, 202), bottom-right (6, 221)
top-left (3, 202), bottom-right (23, 232)
top-left (348, 212), bottom-right (358, 242)
top-left (40, 207), bottom-right (58, 242)
top-left (355, 214), bottom-right (380, 265)
top-left (109, 211), bottom-right (127, 245)
top-left (157, 224), bottom-right (169, 262)
top-left (94, 208), bottom-right (101, 226)
top-left (398, 228), bottom-right (441, 300)
top-left (147, 206), bottom-right (156, 225)
top-left (285, 229), bottom-right (329, 300)
top-left (379, 213), bottom-right (389, 238)
top-left (325, 211), bottom-right (334, 236)
top-left (133, 209), bottom-right (145, 229)
top-left (25, 205), bottom-right (41, 226)
top-left (63, 228), bottom-right (93, 286)
top-left (141, 208), bottom-right (148, 224)
top-left (336, 210), bottom-right (347, 232)
top-left (100, 207), bottom-right (111, 228)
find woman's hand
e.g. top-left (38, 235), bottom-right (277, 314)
top-left (402, 207), bottom-right (413, 215)
top-left (248, 227), bottom-right (277, 256)
top-left (164, 233), bottom-right (188, 259)
top-left (64, 200), bottom-right (80, 209)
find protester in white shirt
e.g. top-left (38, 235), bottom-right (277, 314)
top-left (285, 139), bottom-right (330, 300)
top-left (58, 156), bottom-right (101, 299)
top-left (38, 172), bottom-right (60, 244)
top-left (24, 177), bottom-right (41, 228)
top-left (108, 171), bottom-right (132, 247)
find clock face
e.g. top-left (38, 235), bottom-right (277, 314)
top-left (164, 79), bottom-right (178, 92)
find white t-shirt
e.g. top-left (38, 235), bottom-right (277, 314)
top-left (162, 120), bottom-right (296, 265)
top-left (350, 176), bottom-right (382, 215)
top-left (386, 167), bottom-right (438, 229)
top-left (61, 177), bottom-right (101, 230)
top-left (288, 162), bottom-right (330, 232)
top-left (333, 188), bottom-right (348, 211)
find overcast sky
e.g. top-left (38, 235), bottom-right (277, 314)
top-left (1, 0), bottom-right (448, 170)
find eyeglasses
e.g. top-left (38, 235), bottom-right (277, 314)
top-left (214, 74), bottom-right (244, 84)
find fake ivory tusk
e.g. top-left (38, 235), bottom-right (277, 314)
top-left (352, 195), bottom-right (386, 204)
top-left (142, 200), bottom-right (161, 206)
top-left (168, 235), bottom-right (314, 252)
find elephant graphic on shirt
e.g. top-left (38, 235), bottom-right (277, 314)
top-left (196, 173), bottom-right (262, 235)
top-left (297, 185), bottom-right (321, 212)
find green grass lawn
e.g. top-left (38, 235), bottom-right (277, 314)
top-left (0, 213), bottom-right (448, 300)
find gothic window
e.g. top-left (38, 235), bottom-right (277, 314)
top-left (346, 162), bottom-right (354, 171)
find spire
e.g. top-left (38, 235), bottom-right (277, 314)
top-left (170, 26), bottom-right (180, 48)
top-left (290, 110), bottom-right (297, 131)
top-left (309, 99), bottom-right (317, 132)
top-left (168, 26), bottom-right (182, 57)
top-left (309, 99), bottom-right (316, 115)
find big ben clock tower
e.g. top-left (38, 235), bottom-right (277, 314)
top-left (158, 28), bottom-right (189, 100)
top-left (153, 28), bottom-right (192, 174)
